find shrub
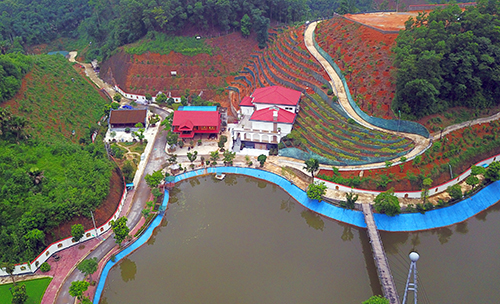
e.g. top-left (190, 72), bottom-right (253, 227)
top-left (447, 184), bottom-right (462, 200)
top-left (374, 189), bottom-right (401, 216)
top-left (40, 262), bottom-right (51, 272)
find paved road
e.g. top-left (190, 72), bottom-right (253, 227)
top-left (304, 22), bottom-right (431, 166)
top-left (55, 111), bottom-right (168, 304)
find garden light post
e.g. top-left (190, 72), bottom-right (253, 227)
top-left (397, 110), bottom-right (401, 133)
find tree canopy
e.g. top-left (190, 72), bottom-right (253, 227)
top-left (374, 188), bottom-right (401, 216)
top-left (393, 1), bottom-right (500, 119)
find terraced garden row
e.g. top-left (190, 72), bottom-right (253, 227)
top-left (315, 17), bottom-right (398, 119)
top-left (228, 25), bottom-right (414, 165)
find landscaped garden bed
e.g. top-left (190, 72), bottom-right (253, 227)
top-left (318, 121), bottom-right (500, 191)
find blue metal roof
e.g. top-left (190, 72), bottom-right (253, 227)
top-left (178, 106), bottom-right (217, 112)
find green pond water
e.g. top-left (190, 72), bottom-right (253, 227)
top-left (100, 175), bottom-right (500, 303)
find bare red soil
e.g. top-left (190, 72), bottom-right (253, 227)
top-left (100, 32), bottom-right (259, 107)
top-left (316, 18), bottom-right (398, 119)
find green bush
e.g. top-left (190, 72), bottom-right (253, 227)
top-left (40, 262), bottom-right (51, 272)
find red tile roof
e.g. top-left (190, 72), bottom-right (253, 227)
top-left (109, 109), bottom-right (147, 125)
top-left (251, 86), bottom-right (301, 106)
top-left (240, 96), bottom-right (253, 107)
top-left (250, 108), bottom-right (296, 124)
top-left (172, 111), bottom-right (221, 130)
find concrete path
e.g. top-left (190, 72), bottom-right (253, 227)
top-left (303, 22), bottom-right (431, 166)
top-left (431, 110), bottom-right (500, 140)
top-left (68, 51), bottom-right (116, 98)
top-left (49, 106), bottom-right (169, 304)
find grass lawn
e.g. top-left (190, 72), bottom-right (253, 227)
top-left (0, 277), bottom-right (52, 304)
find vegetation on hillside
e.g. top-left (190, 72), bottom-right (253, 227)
top-left (0, 55), bottom-right (113, 264)
top-left (0, 53), bottom-right (32, 102)
top-left (125, 32), bottom-right (214, 56)
top-left (393, 0), bottom-right (500, 119)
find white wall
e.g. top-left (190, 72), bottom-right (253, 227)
top-left (115, 86), bottom-right (181, 103)
top-left (252, 120), bottom-right (273, 131)
top-left (254, 103), bottom-right (296, 112)
top-left (240, 106), bottom-right (254, 116)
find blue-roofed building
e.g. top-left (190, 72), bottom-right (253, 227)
top-left (177, 106), bottom-right (218, 112)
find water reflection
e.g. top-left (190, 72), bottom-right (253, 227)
top-left (432, 227), bottom-right (453, 244)
top-left (341, 226), bottom-right (354, 242)
top-left (455, 222), bottom-right (468, 235)
top-left (300, 210), bottom-right (324, 231)
top-left (223, 174), bottom-right (237, 186)
top-left (280, 197), bottom-right (295, 213)
top-left (189, 178), bottom-right (200, 188)
top-left (257, 180), bottom-right (267, 188)
top-left (119, 258), bottom-right (137, 282)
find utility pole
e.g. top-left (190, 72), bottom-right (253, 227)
top-left (403, 252), bottom-right (420, 304)
top-left (90, 211), bottom-right (101, 240)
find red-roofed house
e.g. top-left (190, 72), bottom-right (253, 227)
top-left (231, 86), bottom-right (301, 151)
top-left (172, 110), bottom-right (221, 139)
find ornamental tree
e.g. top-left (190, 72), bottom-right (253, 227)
top-left (307, 182), bottom-right (327, 201)
top-left (69, 280), bottom-right (89, 301)
top-left (374, 188), bottom-right (401, 216)
top-left (71, 224), bottom-right (85, 242)
top-left (110, 217), bottom-right (130, 246)
top-left (77, 257), bottom-right (98, 282)
top-left (304, 158), bottom-right (320, 179)
top-left (257, 154), bottom-right (267, 167)
top-left (362, 295), bottom-right (390, 304)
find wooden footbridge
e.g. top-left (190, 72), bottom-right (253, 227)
top-left (361, 204), bottom-right (401, 304)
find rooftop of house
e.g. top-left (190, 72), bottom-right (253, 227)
top-left (250, 86), bottom-right (301, 106)
top-left (172, 111), bottom-right (221, 129)
top-left (109, 109), bottom-right (147, 125)
top-left (250, 107), bottom-right (296, 124)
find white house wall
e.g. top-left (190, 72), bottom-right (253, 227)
top-left (240, 106), bottom-right (254, 116)
top-left (254, 103), bottom-right (296, 112)
top-left (115, 86), bottom-right (181, 103)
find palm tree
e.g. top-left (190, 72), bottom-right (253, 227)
top-left (304, 158), bottom-right (320, 180)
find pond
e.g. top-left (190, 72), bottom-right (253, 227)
top-left (99, 175), bottom-right (375, 303)
top-left (100, 175), bottom-right (500, 303)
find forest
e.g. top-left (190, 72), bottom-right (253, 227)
top-left (0, 55), bottom-right (113, 264)
top-left (0, 0), bottom-right (383, 60)
top-left (392, 0), bottom-right (500, 119)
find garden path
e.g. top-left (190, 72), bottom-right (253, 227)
top-left (304, 21), bottom-right (431, 165)
top-left (431, 111), bottom-right (500, 140)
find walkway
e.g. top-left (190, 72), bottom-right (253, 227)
top-left (303, 22), bottom-right (431, 167)
top-left (361, 204), bottom-right (400, 304)
top-left (431, 110), bottom-right (500, 140)
top-left (68, 51), bottom-right (116, 98)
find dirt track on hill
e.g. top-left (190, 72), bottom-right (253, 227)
top-left (304, 21), bottom-right (431, 167)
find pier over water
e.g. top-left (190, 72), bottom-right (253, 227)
top-left (362, 204), bottom-right (400, 304)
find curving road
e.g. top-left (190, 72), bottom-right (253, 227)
top-left (54, 108), bottom-right (169, 304)
top-left (304, 21), bottom-right (431, 165)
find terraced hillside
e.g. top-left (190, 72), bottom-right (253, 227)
top-left (228, 26), bottom-right (414, 166)
top-left (315, 17), bottom-right (398, 119)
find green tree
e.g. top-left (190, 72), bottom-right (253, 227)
top-left (141, 208), bottom-right (150, 219)
top-left (374, 189), bottom-right (401, 216)
top-left (466, 175), bottom-right (480, 190)
top-left (145, 93), bottom-right (152, 102)
top-left (113, 94), bottom-right (122, 102)
top-left (11, 284), bottom-right (28, 304)
top-left (218, 135), bottom-right (227, 150)
top-left (307, 182), bottom-right (327, 201)
top-left (257, 154), bottom-right (267, 167)
top-left (69, 280), bottom-right (89, 301)
top-left (71, 224), bottom-right (85, 242)
top-left (144, 170), bottom-right (164, 189)
top-left (240, 14), bottom-right (251, 38)
top-left (110, 217), bottom-right (130, 246)
top-left (222, 150), bottom-right (236, 165)
top-left (485, 161), bottom-right (500, 182)
top-left (447, 184), bottom-right (462, 200)
top-left (1, 262), bottom-right (16, 284)
top-left (471, 165), bottom-right (486, 176)
top-left (210, 150), bottom-right (220, 165)
top-left (421, 177), bottom-right (433, 203)
top-left (304, 158), bottom-right (320, 179)
top-left (77, 257), bottom-right (98, 282)
top-left (166, 131), bottom-right (179, 146)
top-left (133, 122), bottom-right (145, 143)
top-left (187, 151), bottom-right (198, 165)
top-left (155, 93), bottom-right (168, 104)
top-left (362, 295), bottom-right (389, 304)
top-left (344, 191), bottom-right (358, 209)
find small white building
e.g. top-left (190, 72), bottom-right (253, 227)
top-left (231, 86), bottom-right (301, 151)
